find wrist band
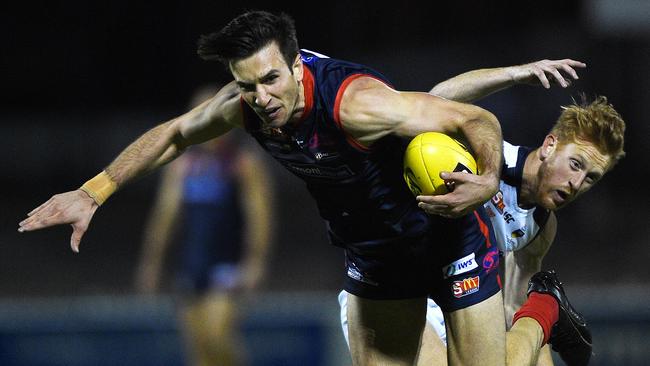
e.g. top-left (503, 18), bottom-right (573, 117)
top-left (80, 171), bottom-right (117, 206)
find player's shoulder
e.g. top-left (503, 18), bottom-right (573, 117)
top-left (300, 49), bottom-right (331, 62)
top-left (301, 49), bottom-right (389, 86)
top-left (502, 141), bottom-right (522, 168)
top-left (501, 141), bottom-right (534, 188)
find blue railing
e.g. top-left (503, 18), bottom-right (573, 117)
top-left (0, 288), bottom-right (648, 366)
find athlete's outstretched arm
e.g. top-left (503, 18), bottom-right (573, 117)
top-left (338, 76), bottom-right (502, 217)
top-left (18, 82), bottom-right (242, 252)
top-left (430, 59), bottom-right (586, 103)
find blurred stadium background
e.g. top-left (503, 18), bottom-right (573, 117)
top-left (2, 1), bottom-right (649, 365)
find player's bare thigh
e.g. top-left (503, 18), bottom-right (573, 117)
top-left (444, 291), bottom-right (506, 366)
top-left (416, 321), bottom-right (448, 366)
top-left (347, 292), bottom-right (427, 366)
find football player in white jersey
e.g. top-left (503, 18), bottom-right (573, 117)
top-left (340, 59), bottom-right (626, 366)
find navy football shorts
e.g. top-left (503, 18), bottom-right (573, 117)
top-left (342, 207), bottom-right (501, 312)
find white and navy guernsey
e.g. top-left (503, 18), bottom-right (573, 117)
top-left (484, 141), bottom-right (551, 253)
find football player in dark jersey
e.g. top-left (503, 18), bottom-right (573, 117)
top-left (20, 10), bottom-right (508, 365)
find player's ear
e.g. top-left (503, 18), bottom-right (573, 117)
top-left (541, 134), bottom-right (558, 159)
top-left (292, 53), bottom-right (303, 81)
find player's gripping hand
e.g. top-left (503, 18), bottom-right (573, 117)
top-left (18, 189), bottom-right (99, 253)
top-left (509, 59), bottom-right (586, 89)
top-left (416, 171), bottom-right (498, 218)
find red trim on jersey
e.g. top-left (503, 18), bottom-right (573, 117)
top-left (473, 210), bottom-right (493, 248)
top-left (333, 73), bottom-right (390, 152)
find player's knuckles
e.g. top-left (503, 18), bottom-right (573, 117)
top-left (49, 202), bottom-right (63, 213)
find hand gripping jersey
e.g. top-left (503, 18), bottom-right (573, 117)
top-left (483, 141), bottom-right (550, 253)
top-left (242, 50), bottom-right (427, 247)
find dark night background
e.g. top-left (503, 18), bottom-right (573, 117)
top-left (2, 1), bottom-right (649, 298)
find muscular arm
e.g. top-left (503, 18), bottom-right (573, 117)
top-left (18, 82), bottom-right (243, 251)
top-left (338, 77), bottom-right (502, 217)
top-left (429, 59), bottom-right (586, 103)
top-left (106, 82), bottom-right (242, 186)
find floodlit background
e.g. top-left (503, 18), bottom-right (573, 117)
top-left (2, 1), bottom-right (649, 365)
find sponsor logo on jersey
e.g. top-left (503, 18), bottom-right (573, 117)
top-left (491, 191), bottom-right (515, 223)
top-left (491, 191), bottom-right (506, 214)
top-left (452, 276), bottom-right (480, 298)
top-left (511, 228), bottom-right (525, 238)
top-left (442, 253), bottom-right (478, 279)
top-left (347, 262), bottom-right (378, 286)
top-left (314, 151), bottom-right (339, 161)
top-left (482, 248), bottom-right (499, 273)
top-left (281, 161), bottom-right (354, 179)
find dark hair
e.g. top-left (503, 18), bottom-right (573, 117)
top-left (197, 10), bottom-right (299, 70)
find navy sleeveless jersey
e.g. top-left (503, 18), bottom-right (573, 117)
top-left (180, 146), bottom-right (244, 268)
top-left (242, 50), bottom-right (428, 246)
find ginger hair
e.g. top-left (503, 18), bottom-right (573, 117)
top-left (551, 95), bottom-right (626, 169)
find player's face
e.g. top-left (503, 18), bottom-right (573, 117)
top-left (230, 42), bottom-right (303, 128)
top-left (536, 137), bottom-right (611, 210)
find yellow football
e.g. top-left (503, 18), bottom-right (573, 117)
top-left (403, 132), bottom-right (478, 196)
